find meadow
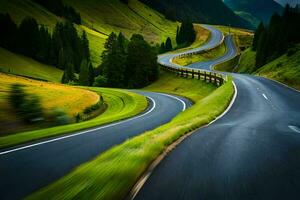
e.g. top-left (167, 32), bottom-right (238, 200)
top-left (0, 71), bottom-right (148, 148)
top-left (0, 73), bottom-right (99, 135)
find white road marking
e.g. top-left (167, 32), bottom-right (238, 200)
top-left (289, 126), bottom-right (300, 133)
top-left (0, 97), bottom-right (157, 155)
top-left (209, 80), bottom-right (238, 125)
top-left (158, 93), bottom-right (187, 111)
top-left (262, 93), bottom-right (268, 100)
top-left (0, 92), bottom-right (188, 156)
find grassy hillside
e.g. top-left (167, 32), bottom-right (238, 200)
top-left (144, 71), bottom-right (216, 101)
top-left (0, 0), bottom-right (178, 68)
top-left (235, 48), bottom-right (257, 73)
top-left (0, 48), bottom-right (63, 82)
top-left (0, 85), bottom-right (148, 148)
top-left (65, 0), bottom-right (178, 44)
top-left (139, 0), bottom-right (252, 29)
top-left (235, 11), bottom-right (260, 27)
top-left (0, 73), bottom-right (99, 135)
top-left (28, 73), bottom-right (234, 200)
top-left (256, 46), bottom-right (300, 90)
top-left (237, 45), bottom-right (300, 90)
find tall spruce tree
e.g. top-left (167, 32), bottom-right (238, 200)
top-left (0, 13), bottom-right (17, 51)
top-left (252, 22), bottom-right (265, 51)
top-left (81, 31), bottom-right (90, 62)
top-left (165, 37), bottom-right (173, 51)
top-left (100, 32), bottom-right (127, 88)
top-left (125, 34), bottom-right (158, 88)
top-left (88, 63), bottom-right (95, 86)
top-left (159, 42), bottom-right (166, 53)
top-left (79, 59), bottom-right (89, 85)
top-left (17, 17), bottom-right (40, 57)
top-left (61, 63), bottom-right (75, 83)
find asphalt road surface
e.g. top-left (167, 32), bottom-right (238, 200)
top-left (0, 92), bottom-right (192, 200)
top-left (135, 26), bottom-right (300, 200)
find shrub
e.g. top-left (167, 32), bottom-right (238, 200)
top-left (48, 108), bottom-right (71, 125)
top-left (93, 75), bottom-right (108, 87)
top-left (19, 95), bottom-right (44, 123)
top-left (9, 84), bottom-right (44, 123)
top-left (9, 84), bottom-right (26, 111)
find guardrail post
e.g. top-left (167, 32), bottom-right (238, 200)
top-left (198, 70), bottom-right (200, 80)
top-left (214, 73), bottom-right (217, 85)
top-left (192, 70), bottom-right (194, 79)
top-left (181, 68), bottom-right (183, 77)
top-left (204, 71), bottom-right (206, 82)
top-left (186, 69), bottom-right (188, 78)
top-left (220, 76), bottom-right (224, 85)
top-left (209, 72), bottom-right (212, 83)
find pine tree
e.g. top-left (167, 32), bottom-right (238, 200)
top-left (0, 13), bottom-right (17, 51)
top-left (17, 17), bottom-right (40, 57)
top-left (125, 34), bottom-right (158, 88)
top-left (252, 22), bottom-right (264, 51)
top-left (159, 42), bottom-right (166, 53)
top-left (88, 63), bottom-right (95, 86)
top-left (176, 26), bottom-right (180, 44)
top-left (79, 59), bottom-right (89, 85)
top-left (81, 31), bottom-right (90, 62)
top-left (165, 37), bottom-right (173, 51)
top-left (176, 20), bottom-right (195, 46)
top-left (61, 62), bottom-right (75, 83)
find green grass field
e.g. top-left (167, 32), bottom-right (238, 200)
top-left (235, 48), bottom-right (257, 73)
top-left (256, 45), bottom-right (300, 90)
top-left (27, 73), bottom-right (234, 200)
top-left (0, 48), bottom-right (63, 82)
top-left (236, 45), bottom-right (300, 90)
top-left (145, 71), bottom-right (216, 101)
top-left (173, 42), bottom-right (226, 66)
top-left (0, 86), bottom-right (148, 148)
top-left (0, 73), bottom-right (100, 135)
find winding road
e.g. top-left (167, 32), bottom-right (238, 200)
top-left (135, 25), bottom-right (300, 199)
top-left (0, 92), bottom-right (192, 200)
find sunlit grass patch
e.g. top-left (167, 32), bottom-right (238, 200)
top-left (0, 74), bottom-right (148, 148)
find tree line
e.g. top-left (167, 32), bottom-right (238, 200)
top-left (159, 20), bottom-right (196, 53)
top-left (94, 33), bottom-right (159, 88)
top-left (33, 0), bottom-right (81, 24)
top-left (253, 5), bottom-right (300, 69)
top-left (0, 13), bottom-right (94, 85)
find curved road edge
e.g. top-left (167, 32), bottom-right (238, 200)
top-left (0, 92), bottom-right (189, 156)
top-left (128, 81), bottom-right (238, 200)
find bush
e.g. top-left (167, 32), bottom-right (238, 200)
top-left (19, 95), bottom-right (44, 123)
top-left (48, 108), bottom-right (71, 125)
top-left (93, 75), bottom-right (108, 87)
top-left (9, 84), bottom-right (44, 123)
top-left (9, 84), bottom-right (26, 111)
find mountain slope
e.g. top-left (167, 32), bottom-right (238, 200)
top-left (139, 0), bottom-right (253, 29)
top-left (0, 48), bottom-right (63, 82)
top-left (0, 0), bottom-right (178, 67)
top-left (237, 45), bottom-right (300, 90)
top-left (275, 0), bottom-right (300, 7)
top-left (224, 0), bottom-right (283, 25)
